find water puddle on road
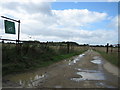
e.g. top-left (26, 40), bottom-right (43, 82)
top-left (79, 54), bottom-right (85, 57)
top-left (7, 73), bottom-right (46, 87)
top-left (68, 54), bottom-right (85, 65)
top-left (91, 56), bottom-right (103, 64)
top-left (68, 58), bottom-right (79, 65)
top-left (77, 68), bottom-right (100, 73)
top-left (96, 82), bottom-right (116, 88)
top-left (71, 68), bottom-right (105, 81)
top-left (91, 60), bottom-right (102, 64)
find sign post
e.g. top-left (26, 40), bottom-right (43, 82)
top-left (18, 20), bottom-right (20, 44)
top-left (1, 16), bottom-right (20, 44)
top-left (4, 20), bottom-right (16, 34)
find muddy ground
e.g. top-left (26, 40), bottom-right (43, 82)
top-left (2, 49), bottom-right (120, 89)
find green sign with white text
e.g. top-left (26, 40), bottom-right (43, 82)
top-left (4, 20), bottom-right (16, 34)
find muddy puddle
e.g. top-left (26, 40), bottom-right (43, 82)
top-left (5, 73), bottom-right (46, 87)
top-left (68, 54), bottom-right (85, 65)
top-left (96, 82), bottom-right (116, 88)
top-left (79, 54), bottom-right (85, 57)
top-left (71, 68), bottom-right (105, 81)
top-left (91, 60), bottom-right (102, 64)
top-left (76, 68), bottom-right (100, 73)
top-left (90, 56), bottom-right (103, 64)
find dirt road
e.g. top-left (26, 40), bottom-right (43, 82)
top-left (3, 49), bottom-right (120, 88)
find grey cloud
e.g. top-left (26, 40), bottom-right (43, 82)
top-left (1, 1), bottom-right (52, 16)
top-left (1, 2), bottom-right (20, 11)
top-left (21, 22), bottom-right (112, 41)
top-left (20, 2), bottom-right (52, 15)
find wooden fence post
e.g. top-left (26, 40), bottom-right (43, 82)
top-left (118, 44), bottom-right (120, 52)
top-left (2, 40), bottom-right (4, 44)
top-left (106, 43), bottom-right (109, 53)
top-left (67, 42), bottom-right (70, 54)
top-left (16, 40), bottom-right (20, 55)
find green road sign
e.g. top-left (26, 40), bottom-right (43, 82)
top-left (4, 20), bottom-right (16, 34)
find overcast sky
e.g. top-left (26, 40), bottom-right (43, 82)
top-left (0, 0), bottom-right (119, 45)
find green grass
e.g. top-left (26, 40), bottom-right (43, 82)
top-left (2, 43), bottom-right (88, 76)
top-left (95, 50), bottom-right (119, 68)
top-left (34, 51), bottom-right (86, 68)
top-left (53, 52), bottom-right (83, 62)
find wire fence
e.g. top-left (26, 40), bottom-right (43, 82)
top-left (92, 43), bottom-right (120, 53)
top-left (0, 39), bottom-right (89, 55)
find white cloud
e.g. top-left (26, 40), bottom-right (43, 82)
top-left (108, 16), bottom-right (118, 30)
top-left (55, 0), bottom-right (119, 2)
top-left (53, 9), bottom-right (107, 28)
top-left (1, 0), bottom-right (55, 3)
top-left (0, 1), bottom-right (118, 45)
top-left (1, 0), bottom-right (119, 3)
top-left (107, 0), bottom-right (119, 2)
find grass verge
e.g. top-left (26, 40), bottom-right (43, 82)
top-left (35, 51), bottom-right (86, 68)
top-left (95, 50), bottom-right (119, 68)
top-left (3, 44), bottom-right (87, 76)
